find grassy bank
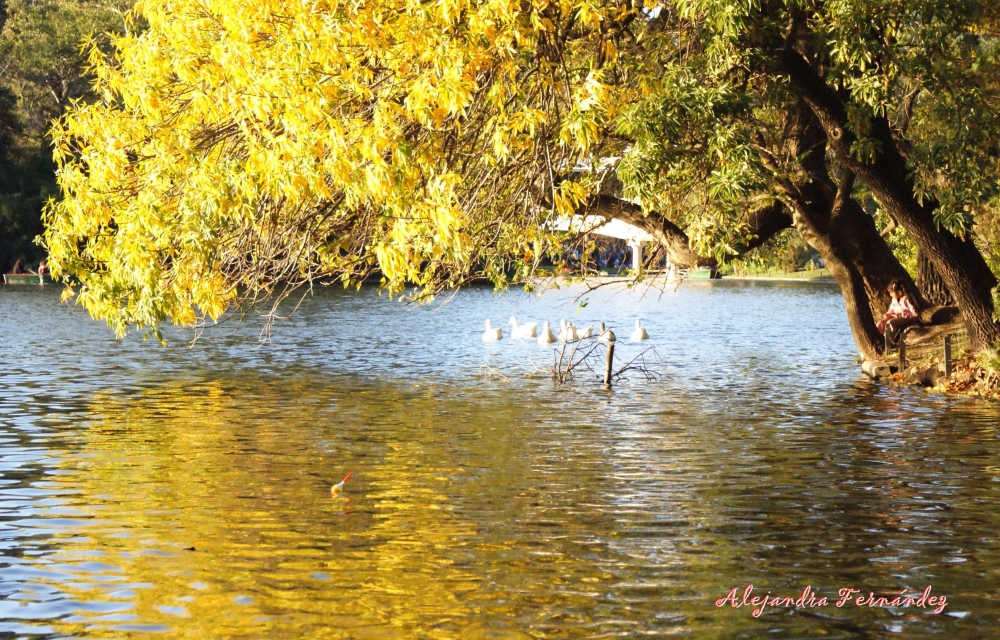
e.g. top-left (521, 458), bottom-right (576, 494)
top-left (720, 267), bottom-right (833, 280)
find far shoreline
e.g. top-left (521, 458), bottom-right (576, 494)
top-left (719, 275), bottom-right (837, 283)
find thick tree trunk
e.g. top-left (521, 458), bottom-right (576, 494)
top-left (778, 180), bottom-right (904, 360)
top-left (917, 249), bottom-right (954, 306)
top-left (788, 204), bottom-right (886, 360)
top-left (835, 188), bottom-right (926, 321)
top-left (780, 49), bottom-right (1000, 349)
top-left (757, 103), bottom-right (922, 359)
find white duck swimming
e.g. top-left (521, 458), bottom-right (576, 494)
top-left (630, 319), bottom-right (649, 342)
top-left (482, 319), bottom-right (503, 342)
top-left (508, 316), bottom-right (538, 339)
top-left (577, 324), bottom-right (593, 339)
top-left (537, 321), bottom-right (556, 345)
top-left (598, 322), bottom-right (616, 343)
top-left (569, 325), bottom-right (580, 341)
top-left (558, 320), bottom-right (579, 342)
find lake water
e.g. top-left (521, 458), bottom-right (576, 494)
top-left (1, 280), bottom-right (999, 638)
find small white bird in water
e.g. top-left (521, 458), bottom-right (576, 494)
top-left (567, 324), bottom-right (579, 341)
top-left (558, 320), bottom-right (579, 342)
top-left (508, 316), bottom-right (537, 339)
top-left (598, 322), bottom-right (616, 343)
top-left (630, 319), bottom-right (649, 342)
top-left (482, 319), bottom-right (503, 342)
top-left (538, 321), bottom-right (556, 344)
top-left (577, 324), bottom-right (593, 339)
top-left (331, 472), bottom-right (352, 497)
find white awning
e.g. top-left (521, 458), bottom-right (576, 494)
top-left (550, 215), bottom-right (656, 244)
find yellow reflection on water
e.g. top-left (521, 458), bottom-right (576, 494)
top-left (40, 377), bottom-right (494, 638)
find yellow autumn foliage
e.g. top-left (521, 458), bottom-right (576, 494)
top-left (43, 0), bottom-right (642, 336)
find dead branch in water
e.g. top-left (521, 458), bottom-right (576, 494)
top-left (549, 337), bottom-right (661, 385)
top-left (479, 365), bottom-right (512, 383)
top-left (478, 339), bottom-right (663, 386)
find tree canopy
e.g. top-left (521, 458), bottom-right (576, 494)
top-left (45, 0), bottom-right (612, 335)
top-left (43, 0), bottom-right (1000, 351)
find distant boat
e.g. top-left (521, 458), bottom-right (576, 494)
top-left (684, 266), bottom-right (716, 279)
top-left (3, 273), bottom-right (53, 285)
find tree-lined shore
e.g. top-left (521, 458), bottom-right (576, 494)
top-left (0, 0), bottom-right (127, 270)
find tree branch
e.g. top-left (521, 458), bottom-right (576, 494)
top-left (582, 195), bottom-right (791, 267)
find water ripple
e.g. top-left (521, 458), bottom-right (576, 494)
top-left (0, 282), bottom-right (998, 637)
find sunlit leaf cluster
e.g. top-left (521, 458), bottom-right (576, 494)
top-left (41, 0), bottom-right (1000, 336)
top-left (45, 0), bottom-right (629, 335)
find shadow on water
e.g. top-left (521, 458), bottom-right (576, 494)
top-left (1, 281), bottom-right (999, 638)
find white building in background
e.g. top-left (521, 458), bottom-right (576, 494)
top-left (550, 214), bottom-right (657, 270)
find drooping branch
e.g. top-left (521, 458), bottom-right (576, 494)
top-left (583, 195), bottom-right (791, 268)
top-left (743, 202), bottom-right (795, 253)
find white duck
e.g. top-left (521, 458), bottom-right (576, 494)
top-left (577, 324), bottom-right (593, 339)
top-left (598, 322), bottom-right (616, 343)
top-left (630, 319), bottom-right (649, 342)
top-left (508, 316), bottom-right (538, 339)
top-left (482, 319), bottom-right (503, 342)
top-left (537, 321), bottom-right (556, 345)
top-left (558, 320), bottom-right (579, 342)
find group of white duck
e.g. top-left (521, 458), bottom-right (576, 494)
top-left (483, 317), bottom-right (649, 344)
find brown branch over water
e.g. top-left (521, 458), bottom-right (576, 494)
top-left (582, 194), bottom-right (792, 268)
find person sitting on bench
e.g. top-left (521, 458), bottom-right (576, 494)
top-left (877, 280), bottom-right (919, 345)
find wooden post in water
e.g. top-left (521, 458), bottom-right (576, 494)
top-left (898, 333), bottom-right (907, 371)
top-left (604, 343), bottom-right (615, 388)
top-left (943, 334), bottom-right (952, 378)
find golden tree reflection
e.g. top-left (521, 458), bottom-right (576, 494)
top-left (42, 376), bottom-right (493, 638)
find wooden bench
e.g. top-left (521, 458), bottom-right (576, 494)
top-left (892, 306), bottom-right (968, 377)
